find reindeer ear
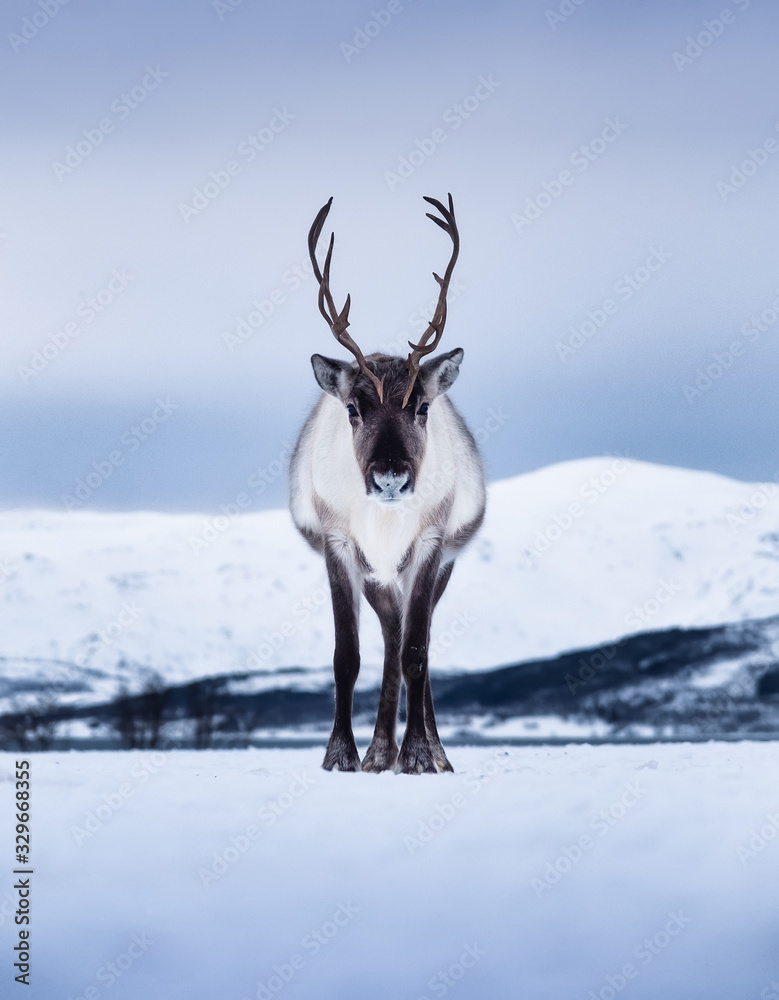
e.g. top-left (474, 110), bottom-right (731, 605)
top-left (419, 348), bottom-right (464, 398)
top-left (311, 355), bottom-right (354, 399)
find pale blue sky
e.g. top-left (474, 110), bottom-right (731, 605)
top-left (2, 0), bottom-right (778, 509)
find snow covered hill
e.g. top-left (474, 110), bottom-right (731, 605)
top-left (1, 456), bottom-right (779, 711)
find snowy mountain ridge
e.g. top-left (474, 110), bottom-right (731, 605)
top-left (1, 456), bottom-right (779, 711)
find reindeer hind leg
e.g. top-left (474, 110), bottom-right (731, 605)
top-left (424, 561), bottom-right (455, 772)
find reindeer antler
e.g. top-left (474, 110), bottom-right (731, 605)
top-left (402, 193), bottom-right (460, 408)
top-left (308, 198), bottom-right (385, 403)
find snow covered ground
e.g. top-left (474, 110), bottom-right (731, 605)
top-left (2, 742), bottom-right (779, 999)
top-left (2, 457), bottom-right (779, 709)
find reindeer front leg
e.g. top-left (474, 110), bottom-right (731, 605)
top-left (361, 580), bottom-right (402, 772)
top-left (397, 540), bottom-right (446, 774)
top-left (322, 535), bottom-right (362, 772)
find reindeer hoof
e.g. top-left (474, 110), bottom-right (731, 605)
top-left (396, 733), bottom-right (438, 774)
top-left (427, 733), bottom-right (454, 772)
top-left (322, 734), bottom-right (361, 772)
top-left (362, 739), bottom-right (399, 773)
top-left (430, 742), bottom-right (454, 773)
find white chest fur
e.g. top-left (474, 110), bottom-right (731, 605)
top-left (289, 392), bottom-right (484, 582)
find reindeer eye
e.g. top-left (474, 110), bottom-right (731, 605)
top-left (417, 402), bottom-right (429, 417)
top-left (347, 404), bottom-right (359, 419)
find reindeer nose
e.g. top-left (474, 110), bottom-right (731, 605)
top-left (372, 470), bottom-right (410, 499)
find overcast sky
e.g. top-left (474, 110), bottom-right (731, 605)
top-left (2, 0), bottom-right (778, 511)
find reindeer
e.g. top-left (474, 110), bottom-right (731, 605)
top-left (288, 195), bottom-right (486, 773)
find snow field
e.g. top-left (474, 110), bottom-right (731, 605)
top-left (1, 741), bottom-right (778, 999)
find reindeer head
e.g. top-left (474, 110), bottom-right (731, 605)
top-left (307, 195), bottom-right (462, 503)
